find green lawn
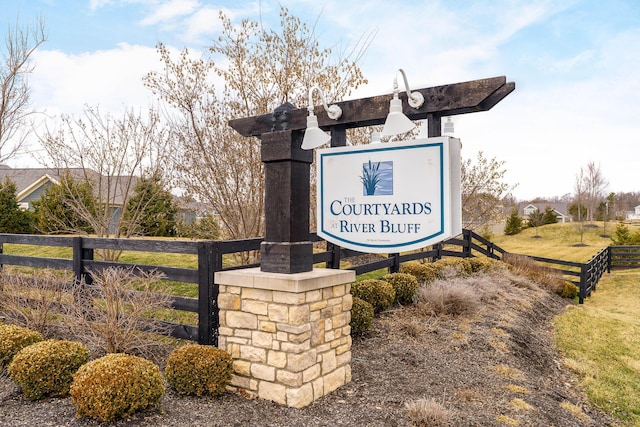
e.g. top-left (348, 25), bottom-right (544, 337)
top-left (491, 222), bottom-right (612, 262)
top-left (489, 222), bottom-right (640, 425)
top-left (554, 270), bottom-right (640, 425)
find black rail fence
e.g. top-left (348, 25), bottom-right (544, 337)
top-left (0, 231), bottom-right (637, 344)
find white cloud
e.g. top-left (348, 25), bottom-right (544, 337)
top-left (181, 7), bottom-right (224, 45)
top-left (12, 0), bottom-right (639, 198)
top-left (30, 43), bottom-right (164, 118)
top-left (89, 0), bottom-right (114, 10)
top-left (139, 0), bottom-right (201, 26)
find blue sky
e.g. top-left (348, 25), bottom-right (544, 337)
top-left (3, 0), bottom-right (640, 200)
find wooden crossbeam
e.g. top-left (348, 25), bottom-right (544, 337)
top-left (229, 76), bottom-right (515, 137)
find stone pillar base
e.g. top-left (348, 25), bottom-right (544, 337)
top-left (215, 267), bottom-right (355, 408)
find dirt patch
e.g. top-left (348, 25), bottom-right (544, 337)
top-left (0, 271), bottom-right (619, 426)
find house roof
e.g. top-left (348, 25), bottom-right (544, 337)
top-left (519, 202), bottom-right (569, 217)
top-left (0, 166), bottom-right (135, 205)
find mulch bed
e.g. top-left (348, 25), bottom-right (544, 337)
top-left (0, 271), bottom-right (620, 426)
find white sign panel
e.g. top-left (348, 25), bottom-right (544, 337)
top-left (316, 137), bottom-right (461, 253)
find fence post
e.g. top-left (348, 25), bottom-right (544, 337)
top-left (0, 241), bottom-right (3, 273)
top-left (578, 264), bottom-right (588, 304)
top-left (463, 229), bottom-right (472, 258)
top-left (607, 246), bottom-right (612, 273)
top-left (72, 237), bottom-right (93, 312)
top-left (389, 253), bottom-right (400, 273)
top-left (197, 241), bottom-right (219, 346)
top-left (326, 242), bottom-right (341, 269)
top-left (435, 243), bottom-right (443, 261)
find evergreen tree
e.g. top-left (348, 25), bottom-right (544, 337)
top-left (542, 205), bottom-right (558, 225)
top-left (503, 208), bottom-right (523, 235)
top-left (568, 203), bottom-right (588, 222)
top-left (0, 178), bottom-right (33, 233)
top-left (611, 221), bottom-right (640, 245)
top-left (122, 174), bottom-right (178, 237)
top-left (32, 173), bottom-right (96, 234)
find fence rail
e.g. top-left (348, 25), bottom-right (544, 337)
top-left (610, 246), bottom-right (640, 268)
top-left (1, 231), bottom-right (638, 343)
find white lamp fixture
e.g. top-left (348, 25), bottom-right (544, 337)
top-left (443, 117), bottom-right (455, 135)
top-left (381, 69), bottom-right (425, 137)
top-left (301, 86), bottom-right (343, 150)
top-left (370, 131), bottom-right (381, 144)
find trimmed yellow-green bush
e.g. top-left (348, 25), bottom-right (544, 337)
top-left (8, 340), bottom-right (89, 400)
top-left (382, 273), bottom-right (419, 305)
top-left (70, 353), bottom-right (164, 422)
top-left (432, 257), bottom-right (472, 277)
top-left (165, 344), bottom-right (233, 396)
top-left (468, 257), bottom-right (499, 273)
top-left (350, 297), bottom-right (374, 336)
top-left (351, 279), bottom-right (395, 314)
top-left (559, 281), bottom-right (579, 299)
top-left (399, 262), bottom-right (438, 284)
top-left (0, 324), bottom-right (43, 370)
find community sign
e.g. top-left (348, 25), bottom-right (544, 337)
top-left (316, 137), bottom-right (462, 253)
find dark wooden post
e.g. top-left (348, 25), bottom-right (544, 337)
top-left (72, 237), bottom-right (94, 312)
top-left (198, 241), bottom-right (219, 345)
top-left (260, 125), bottom-right (314, 273)
top-left (578, 264), bottom-right (588, 304)
top-left (330, 125), bottom-right (347, 147)
top-left (389, 253), bottom-right (400, 273)
top-left (326, 242), bottom-right (341, 270)
top-left (607, 246), bottom-right (612, 273)
top-left (462, 229), bottom-right (472, 258)
top-left (427, 113), bottom-right (442, 137)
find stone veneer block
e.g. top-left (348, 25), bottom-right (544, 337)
top-left (216, 267), bottom-right (355, 293)
top-left (216, 267), bottom-right (355, 408)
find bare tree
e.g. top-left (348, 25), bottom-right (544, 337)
top-left (573, 166), bottom-right (587, 245)
top-left (144, 7), bottom-right (370, 241)
top-left (0, 17), bottom-right (46, 163)
top-left (583, 161), bottom-right (608, 221)
top-left (461, 151), bottom-right (517, 230)
top-left (38, 106), bottom-right (172, 260)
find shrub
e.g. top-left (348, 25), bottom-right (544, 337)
top-left (405, 397), bottom-right (450, 427)
top-left (175, 212), bottom-right (221, 239)
top-left (8, 340), bottom-right (89, 400)
top-left (503, 253), bottom-right (565, 295)
top-left (350, 297), bottom-right (374, 336)
top-left (165, 344), bottom-right (233, 396)
top-left (382, 273), bottom-right (419, 305)
top-left (399, 262), bottom-right (438, 284)
top-left (0, 323), bottom-right (43, 369)
top-left (415, 278), bottom-right (479, 316)
top-left (468, 257), bottom-right (499, 273)
top-left (351, 279), bottom-right (395, 314)
top-left (70, 353), bottom-right (164, 422)
top-left (432, 257), bottom-right (472, 278)
top-left (559, 281), bottom-right (578, 299)
top-left (65, 267), bottom-right (172, 358)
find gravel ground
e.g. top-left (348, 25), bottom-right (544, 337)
top-left (0, 271), bottom-right (620, 427)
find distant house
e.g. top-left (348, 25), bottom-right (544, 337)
top-left (519, 202), bottom-right (571, 223)
top-left (0, 165), bottom-right (199, 233)
top-left (627, 205), bottom-right (640, 221)
top-left (0, 165), bottom-right (139, 234)
top-left (0, 165), bottom-right (130, 211)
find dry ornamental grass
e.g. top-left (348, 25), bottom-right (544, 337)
top-left (0, 269), bottom-right (619, 426)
